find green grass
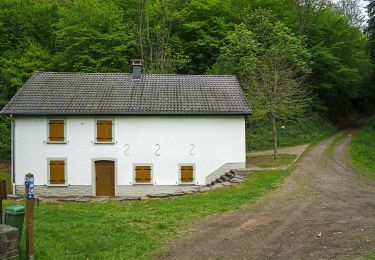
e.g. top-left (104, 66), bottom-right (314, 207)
top-left (5, 170), bottom-right (289, 259)
top-left (246, 115), bottom-right (335, 151)
top-left (366, 254), bottom-right (375, 260)
top-left (349, 115), bottom-right (375, 178)
top-left (247, 154), bottom-right (297, 168)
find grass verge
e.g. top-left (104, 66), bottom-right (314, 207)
top-left (0, 170), bottom-right (11, 193)
top-left (247, 154), bottom-right (297, 168)
top-left (349, 116), bottom-right (375, 178)
top-left (246, 115), bottom-right (335, 151)
top-left (5, 170), bottom-right (289, 259)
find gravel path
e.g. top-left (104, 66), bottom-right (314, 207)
top-left (161, 126), bottom-right (375, 259)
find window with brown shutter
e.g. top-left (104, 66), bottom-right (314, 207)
top-left (180, 165), bottom-right (194, 183)
top-left (135, 166), bottom-right (152, 184)
top-left (48, 120), bottom-right (65, 142)
top-left (49, 160), bottom-right (66, 185)
top-left (96, 120), bottom-right (113, 142)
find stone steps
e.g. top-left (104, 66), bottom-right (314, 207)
top-left (207, 169), bottom-right (246, 188)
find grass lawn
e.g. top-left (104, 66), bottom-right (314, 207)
top-left (5, 170), bottom-right (289, 259)
top-left (349, 115), bottom-right (375, 178)
top-left (247, 154), bottom-right (297, 168)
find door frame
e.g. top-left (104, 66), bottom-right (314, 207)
top-left (91, 158), bottom-right (117, 196)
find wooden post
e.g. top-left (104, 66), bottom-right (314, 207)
top-left (25, 173), bottom-right (34, 260)
top-left (0, 178), bottom-right (3, 224)
top-left (0, 179), bottom-right (7, 224)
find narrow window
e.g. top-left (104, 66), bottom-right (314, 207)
top-left (180, 165), bottom-right (194, 183)
top-left (48, 119), bottom-right (65, 142)
top-left (135, 166), bottom-right (152, 184)
top-left (49, 160), bottom-right (66, 185)
top-left (96, 120), bottom-right (113, 142)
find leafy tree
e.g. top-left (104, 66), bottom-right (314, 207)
top-left (213, 10), bottom-right (312, 158)
top-left (305, 7), bottom-right (373, 118)
top-left (0, 42), bottom-right (51, 105)
top-left (334, 0), bottom-right (365, 27)
top-left (250, 54), bottom-right (311, 158)
top-left (54, 0), bottom-right (136, 72)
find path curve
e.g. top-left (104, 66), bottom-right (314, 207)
top-left (161, 126), bottom-right (375, 259)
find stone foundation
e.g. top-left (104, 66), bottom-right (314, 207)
top-left (16, 185), bottom-right (201, 197)
top-left (16, 185), bottom-right (92, 197)
top-left (0, 225), bottom-right (19, 260)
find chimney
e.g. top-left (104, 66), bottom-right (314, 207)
top-left (131, 59), bottom-right (143, 80)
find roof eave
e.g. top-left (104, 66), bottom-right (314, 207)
top-left (1, 111), bottom-right (252, 116)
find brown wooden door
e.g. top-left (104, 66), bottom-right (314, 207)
top-left (95, 160), bottom-right (115, 196)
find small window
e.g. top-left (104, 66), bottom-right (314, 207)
top-left (180, 165), bottom-right (194, 184)
top-left (135, 166), bottom-right (152, 184)
top-left (96, 120), bottom-right (113, 143)
top-left (49, 160), bottom-right (66, 185)
top-left (48, 119), bottom-right (65, 142)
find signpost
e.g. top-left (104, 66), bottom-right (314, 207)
top-left (25, 173), bottom-right (34, 260)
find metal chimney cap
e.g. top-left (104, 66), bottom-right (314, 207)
top-left (131, 59), bottom-right (144, 66)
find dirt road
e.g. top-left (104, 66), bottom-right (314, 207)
top-left (161, 127), bottom-right (375, 259)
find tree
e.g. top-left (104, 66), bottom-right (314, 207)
top-left (0, 42), bottom-right (51, 105)
top-left (334, 0), bottom-right (365, 27)
top-left (367, 0), bottom-right (375, 59)
top-left (249, 54), bottom-right (311, 158)
top-left (213, 10), bottom-right (312, 158)
top-left (54, 0), bottom-right (136, 72)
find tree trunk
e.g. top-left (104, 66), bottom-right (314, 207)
top-left (272, 116), bottom-right (278, 159)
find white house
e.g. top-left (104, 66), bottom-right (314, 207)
top-left (1, 61), bottom-right (251, 197)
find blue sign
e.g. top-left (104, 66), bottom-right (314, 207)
top-left (25, 176), bottom-right (34, 200)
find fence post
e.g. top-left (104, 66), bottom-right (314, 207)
top-left (0, 179), bottom-right (7, 224)
top-left (25, 173), bottom-right (34, 260)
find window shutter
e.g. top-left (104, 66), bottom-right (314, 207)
top-left (49, 120), bottom-right (65, 142)
top-left (50, 160), bottom-right (65, 184)
top-left (135, 166), bottom-right (151, 183)
top-left (180, 166), bottom-right (193, 183)
top-left (97, 120), bottom-right (112, 142)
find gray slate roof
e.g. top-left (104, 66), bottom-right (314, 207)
top-left (1, 72), bottom-right (251, 115)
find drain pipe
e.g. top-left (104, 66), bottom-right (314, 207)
top-left (10, 115), bottom-right (15, 195)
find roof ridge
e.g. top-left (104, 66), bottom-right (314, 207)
top-left (33, 71), bottom-right (237, 78)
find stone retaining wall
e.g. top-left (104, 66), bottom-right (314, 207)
top-left (16, 185), bottom-right (92, 197)
top-left (0, 224), bottom-right (19, 260)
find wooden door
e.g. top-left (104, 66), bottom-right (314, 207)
top-left (95, 160), bottom-right (115, 196)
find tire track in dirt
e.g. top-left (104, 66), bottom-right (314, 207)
top-left (161, 125), bottom-right (375, 260)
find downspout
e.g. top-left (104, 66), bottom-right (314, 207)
top-left (10, 115), bottom-right (15, 195)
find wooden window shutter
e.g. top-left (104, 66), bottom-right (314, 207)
top-left (180, 166), bottom-right (194, 183)
top-left (49, 120), bottom-right (65, 142)
top-left (50, 160), bottom-right (65, 184)
top-left (97, 120), bottom-right (113, 142)
top-left (135, 166), bottom-right (151, 183)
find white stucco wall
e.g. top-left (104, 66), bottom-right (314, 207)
top-left (13, 115), bottom-right (245, 195)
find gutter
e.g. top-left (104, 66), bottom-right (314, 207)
top-left (10, 115), bottom-right (15, 195)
